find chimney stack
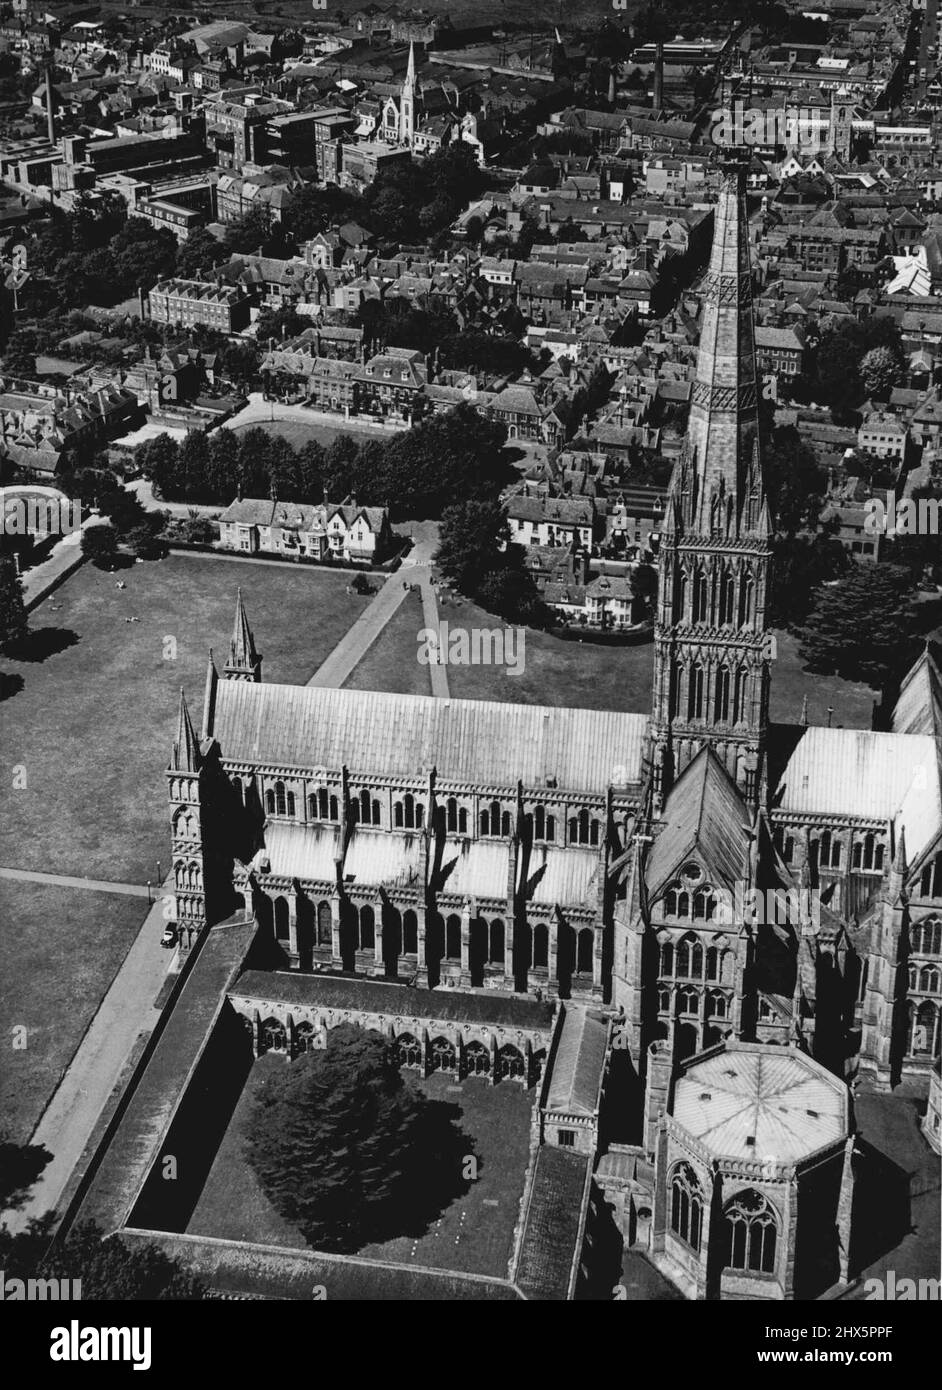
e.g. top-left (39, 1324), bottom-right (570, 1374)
top-left (653, 42), bottom-right (664, 113)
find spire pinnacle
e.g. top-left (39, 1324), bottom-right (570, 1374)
top-left (174, 688), bottom-right (201, 772)
top-left (224, 588), bottom-right (262, 682)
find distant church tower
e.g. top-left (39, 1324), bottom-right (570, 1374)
top-left (224, 588), bottom-right (262, 682)
top-left (400, 41), bottom-right (416, 146)
top-left (646, 154), bottom-right (773, 815)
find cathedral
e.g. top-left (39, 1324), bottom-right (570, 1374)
top-left (168, 156), bottom-right (942, 1297)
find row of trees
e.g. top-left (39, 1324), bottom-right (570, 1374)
top-left (138, 403), bottom-right (510, 520)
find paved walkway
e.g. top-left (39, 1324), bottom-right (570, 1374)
top-left (307, 522), bottom-right (446, 692)
top-left (3, 878), bottom-right (175, 1232)
top-left (21, 525), bottom-right (87, 610)
top-left (0, 867), bottom-right (153, 897)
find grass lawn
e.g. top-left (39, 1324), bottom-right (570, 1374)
top-left (0, 880), bottom-right (148, 1144)
top-left (228, 416), bottom-right (392, 452)
top-left (435, 596), bottom-right (877, 727)
top-left (344, 591), bottom-right (431, 697)
top-left (0, 554), bottom-right (370, 882)
top-left (187, 1058), bottom-right (534, 1278)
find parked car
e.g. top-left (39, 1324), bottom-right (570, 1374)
top-left (160, 925), bottom-right (177, 949)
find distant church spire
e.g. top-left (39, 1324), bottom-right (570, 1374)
top-left (224, 588), bottom-right (262, 682)
top-left (400, 41), bottom-right (416, 145)
top-left (173, 688), bottom-right (201, 772)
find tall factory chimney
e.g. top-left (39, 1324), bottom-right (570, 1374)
top-left (45, 60), bottom-right (56, 145)
top-left (653, 41), bottom-right (664, 112)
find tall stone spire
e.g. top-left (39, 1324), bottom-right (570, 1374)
top-left (647, 151), bottom-right (774, 814)
top-left (224, 588), bottom-right (262, 682)
top-left (676, 152), bottom-right (766, 539)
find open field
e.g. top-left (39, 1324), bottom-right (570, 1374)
top-left (188, 1059), bottom-right (534, 1277)
top-left (344, 590), bottom-right (431, 696)
top-left (0, 554), bottom-right (370, 882)
top-left (227, 416), bottom-right (379, 452)
top-left (435, 595), bottom-right (879, 727)
top-left (0, 879), bottom-right (148, 1145)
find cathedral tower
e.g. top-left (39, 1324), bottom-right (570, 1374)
top-left (647, 154), bottom-right (773, 814)
top-left (224, 588), bottom-right (262, 682)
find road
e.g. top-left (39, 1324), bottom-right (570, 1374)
top-left (0, 867), bottom-right (153, 897)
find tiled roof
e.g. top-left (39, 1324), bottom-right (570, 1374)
top-left (229, 970), bottom-right (556, 1029)
top-left (545, 1004), bottom-right (609, 1116)
top-left (774, 727), bottom-right (941, 862)
top-left (515, 1147), bottom-right (591, 1300)
top-left (645, 748), bottom-right (752, 901)
top-left (672, 1044), bottom-right (847, 1164)
top-left (209, 682), bottom-right (647, 796)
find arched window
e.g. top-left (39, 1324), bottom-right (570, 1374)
top-left (295, 1022), bottom-right (316, 1054)
top-left (402, 909), bottom-right (418, 955)
top-left (658, 986), bottom-right (671, 1012)
top-left (395, 800), bottom-right (404, 828)
top-left (459, 806), bottom-right (468, 834)
top-left (395, 1033), bottom-right (423, 1068)
top-left (913, 918), bottom-right (942, 955)
top-left (706, 947), bottom-right (720, 981)
top-left (501, 810), bottom-right (512, 836)
top-left (733, 666), bottom-right (747, 724)
top-left (908, 999), bottom-right (941, 1057)
top-left (919, 855), bottom-right (942, 899)
top-left (688, 664), bottom-right (704, 720)
top-left (317, 901), bottom-right (332, 946)
top-left (670, 1163), bottom-right (703, 1252)
top-left (738, 571), bottom-right (754, 628)
top-left (358, 905), bottom-right (375, 950)
top-left (664, 887), bottom-right (678, 916)
top-left (708, 989), bottom-right (729, 1018)
top-left (446, 797), bottom-right (458, 832)
top-left (265, 789), bottom-right (275, 814)
top-left (430, 1037), bottom-right (456, 1072)
top-left (489, 919), bottom-right (505, 963)
top-left (261, 1017), bottom-right (286, 1052)
top-left (719, 569), bottom-right (735, 625)
top-left (714, 665), bottom-right (731, 721)
top-left (274, 781), bottom-right (287, 816)
top-left (498, 1044), bottom-right (525, 1079)
top-left (678, 985), bottom-right (699, 1014)
top-left (724, 1191), bottom-right (778, 1274)
top-left (465, 1041), bottom-right (490, 1075)
top-left (577, 928), bottom-right (593, 974)
top-left (677, 934), bottom-right (702, 979)
top-left (660, 940), bottom-right (674, 976)
top-left (533, 923), bottom-right (549, 969)
top-left (445, 914), bottom-right (461, 960)
top-left (275, 895), bottom-right (293, 939)
top-left (534, 805), bottom-right (546, 841)
top-left (693, 888), bottom-right (713, 921)
top-left (359, 789), bottom-right (371, 824)
top-left (676, 567), bottom-right (688, 619)
top-left (319, 787), bottom-right (330, 819)
top-left (919, 965), bottom-right (941, 993)
top-left (693, 566), bottom-right (709, 623)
